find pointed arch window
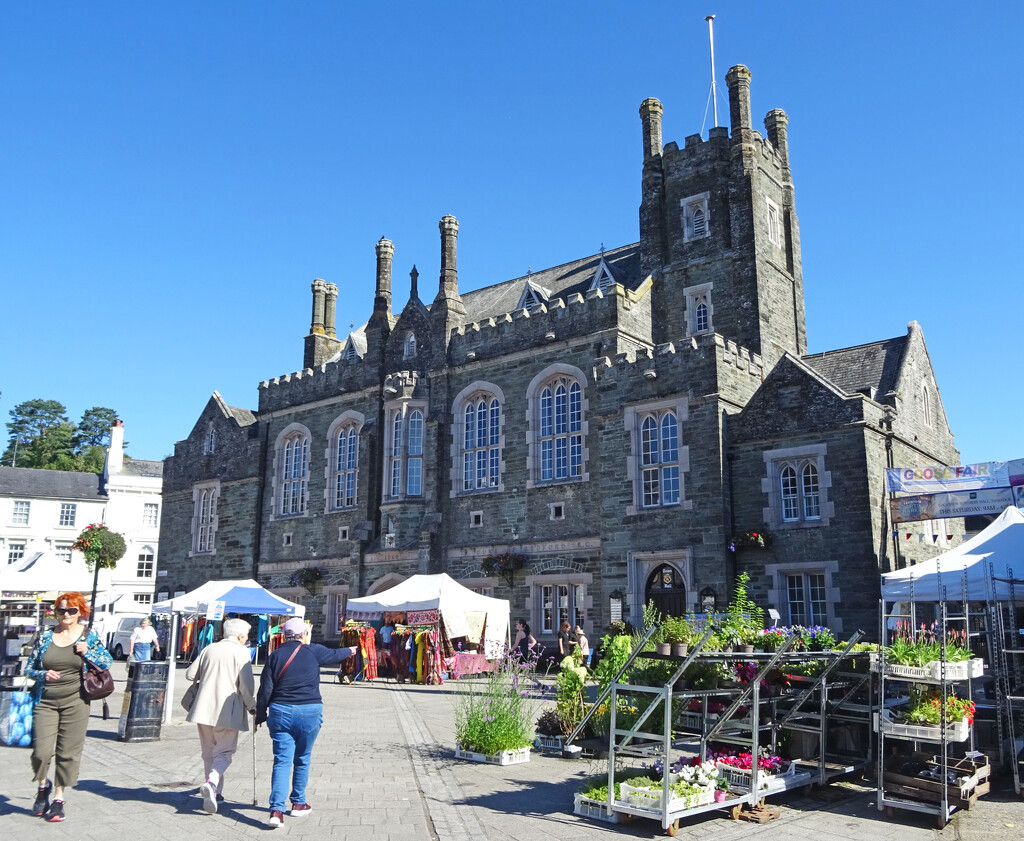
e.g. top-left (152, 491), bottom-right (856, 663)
top-left (280, 432), bottom-right (310, 516)
top-left (539, 378), bottom-right (583, 482)
top-left (192, 481), bottom-right (219, 554)
top-left (386, 404), bottom-right (426, 500)
top-left (462, 395), bottom-right (501, 491)
top-left (332, 424), bottom-right (359, 509)
top-left (203, 423), bottom-right (216, 455)
top-left (640, 411), bottom-right (681, 508)
top-left (404, 332), bottom-right (417, 359)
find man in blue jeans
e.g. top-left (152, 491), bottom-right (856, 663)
top-left (255, 617), bottom-right (355, 828)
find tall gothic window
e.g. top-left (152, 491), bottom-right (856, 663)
top-left (387, 406), bottom-right (425, 499)
top-left (462, 395), bottom-right (501, 491)
top-left (640, 411), bottom-right (681, 508)
top-left (539, 377), bottom-right (583, 482)
top-left (280, 432), bottom-right (309, 516)
top-left (333, 424), bottom-right (359, 509)
top-left (193, 483), bottom-right (219, 553)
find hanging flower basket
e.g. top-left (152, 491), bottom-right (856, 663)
top-left (728, 530), bottom-right (773, 552)
top-left (290, 566), bottom-right (323, 594)
top-left (480, 553), bottom-right (525, 587)
top-left (71, 524), bottom-right (126, 571)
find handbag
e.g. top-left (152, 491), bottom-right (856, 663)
top-left (181, 680), bottom-right (200, 712)
top-left (82, 661), bottom-right (114, 701)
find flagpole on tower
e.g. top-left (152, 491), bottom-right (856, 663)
top-left (705, 15), bottom-right (719, 129)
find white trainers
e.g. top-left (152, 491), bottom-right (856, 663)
top-left (200, 781), bottom-right (218, 814)
top-left (290, 803), bottom-right (312, 817)
top-left (268, 810), bottom-right (285, 827)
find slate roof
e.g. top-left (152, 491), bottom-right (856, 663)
top-left (458, 243), bottom-right (641, 323)
top-left (0, 467), bottom-right (106, 501)
top-left (802, 336), bottom-right (907, 400)
top-left (121, 458), bottom-right (164, 478)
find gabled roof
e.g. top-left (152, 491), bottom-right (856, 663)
top-left (516, 279), bottom-right (553, 311)
top-left (121, 457), bottom-right (164, 478)
top-left (801, 336), bottom-right (907, 401)
top-left (0, 467), bottom-right (106, 501)
top-left (339, 327), bottom-right (367, 361)
top-left (212, 391), bottom-right (257, 426)
top-left (457, 243), bottom-right (641, 322)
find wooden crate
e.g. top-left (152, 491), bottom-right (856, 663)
top-left (883, 754), bottom-right (990, 810)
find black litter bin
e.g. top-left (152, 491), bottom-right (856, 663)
top-left (118, 661), bottom-right (168, 742)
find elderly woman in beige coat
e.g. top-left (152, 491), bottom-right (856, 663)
top-left (185, 617), bottom-right (256, 815)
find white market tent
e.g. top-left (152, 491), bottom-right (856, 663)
top-left (881, 505), bottom-right (1024, 602)
top-left (347, 573), bottom-right (510, 655)
top-left (0, 550), bottom-right (112, 595)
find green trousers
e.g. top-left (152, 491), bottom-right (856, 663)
top-left (32, 692), bottom-right (91, 788)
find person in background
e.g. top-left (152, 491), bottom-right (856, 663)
top-left (185, 617), bottom-right (256, 815)
top-left (558, 620), bottom-right (578, 658)
top-left (379, 614), bottom-right (395, 646)
top-left (574, 623), bottom-right (591, 667)
top-left (25, 591), bottom-right (113, 823)
top-left (256, 617), bottom-right (356, 828)
top-left (129, 617), bottom-right (160, 661)
top-left (512, 618), bottom-right (536, 662)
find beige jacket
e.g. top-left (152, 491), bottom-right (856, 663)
top-left (185, 638), bottom-right (256, 731)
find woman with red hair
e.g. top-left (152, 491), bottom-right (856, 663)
top-left (24, 591), bottom-right (112, 823)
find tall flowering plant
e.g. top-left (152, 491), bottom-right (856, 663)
top-left (453, 645), bottom-right (538, 755)
top-left (71, 523), bottom-right (126, 571)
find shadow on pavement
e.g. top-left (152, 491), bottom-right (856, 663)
top-left (75, 778), bottom-right (267, 827)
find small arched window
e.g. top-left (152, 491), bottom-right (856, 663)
top-left (404, 332), bottom-right (417, 359)
top-left (781, 460), bottom-right (820, 523)
top-left (692, 207), bottom-right (707, 238)
top-left (203, 423), bottom-right (216, 455)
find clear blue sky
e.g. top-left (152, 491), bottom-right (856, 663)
top-left (2, 2), bottom-right (1020, 465)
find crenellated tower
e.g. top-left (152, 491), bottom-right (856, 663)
top-left (641, 64), bottom-right (805, 369)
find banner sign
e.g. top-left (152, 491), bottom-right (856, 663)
top-left (1009, 458), bottom-right (1024, 487)
top-left (886, 462), bottom-right (1008, 494)
top-left (1016, 486), bottom-right (1024, 509)
top-left (890, 488), bottom-right (1014, 523)
top-left (205, 600), bottom-right (225, 621)
top-left (406, 609), bottom-right (439, 626)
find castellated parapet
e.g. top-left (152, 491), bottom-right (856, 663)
top-left (258, 350), bottom-right (379, 413)
top-left (592, 332), bottom-right (764, 407)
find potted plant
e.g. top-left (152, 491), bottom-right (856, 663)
top-left (713, 774), bottom-right (731, 802)
top-left (534, 707), bottom-right (565, 750)
top-left (72, 523), bottom-right (126, 571)
top-left (662, 615), bottom-right (690, 657)
top-left (453, 645), bottom-right (536, 765)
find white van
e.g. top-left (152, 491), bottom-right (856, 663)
top-left (107, 614), bottom-right (166, 660)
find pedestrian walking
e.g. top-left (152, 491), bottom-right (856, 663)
top-left (185, 617), bottom-right (256, 815)
top-left (24, 591), bottom-right (113, 823)
top-left (256, 617), bottom-right (355, 828)
top-left (129, 617), bottom-right (160, 661)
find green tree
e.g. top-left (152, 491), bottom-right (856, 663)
top-left (75, 407), bottom-right (122, 452)
top-left (3, 399), bottom-right (120, 472)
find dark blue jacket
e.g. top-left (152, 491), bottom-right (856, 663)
top-left (255, 640), bottom-right (354, 723)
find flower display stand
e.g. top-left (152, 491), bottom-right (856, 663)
top-left (715, 759), bottom-right (798, 792)
top-left (454, 745), bottom-right (531, 766)
top-left (927, 658), bottom-right (984, 681)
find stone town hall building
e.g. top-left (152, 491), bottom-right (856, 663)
top-left (159, 64), bottom-right (959, 645)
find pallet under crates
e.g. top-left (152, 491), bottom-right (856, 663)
top-left (882, 753), bottom-right (991, 816)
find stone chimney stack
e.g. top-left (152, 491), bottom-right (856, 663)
top-left (304, 278), bottom-right (342, 369)
top-left (374, 237), bottom-right (394, 319)
top-left (324, 283), bottom-right (338, 337)
top-left (409, 265), bottom-right (419, 300)
top-left (105, 420), bottom-right (124, 479)
top-left (726, 64), bottom-right (753, 140)
top-left (639, 98), bottom-right (667, 279)
top-left (430, 215), bottom-right (466, 347)
top-left (437, 215), bottom-right (460, 300)
top-left (764, 108), bottom-right (790, 174)
top-left (639, 97), bottom-right (664, 163)
top-left (309, 279), bottom-right (327, 335)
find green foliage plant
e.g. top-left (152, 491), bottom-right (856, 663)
top-left (555, 652), bottom-right (588, 736)
top-left (453, 645), bottom-right (536, 755)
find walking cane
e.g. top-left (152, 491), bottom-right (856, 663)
top-left (251, 715), bottom-right (258, 807)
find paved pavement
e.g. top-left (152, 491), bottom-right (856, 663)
top-left (1, 661), bottom-right (1022, 839)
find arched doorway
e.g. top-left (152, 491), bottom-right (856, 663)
top-left (644, 564), bottom-right (686, 617)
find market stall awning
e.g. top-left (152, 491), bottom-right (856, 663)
top-left (152, 578), bottom-right (304, 617)
top-left (881, 505), bottom-right (1024, 602)
top-left (0, 550), bottom-right (111, 595)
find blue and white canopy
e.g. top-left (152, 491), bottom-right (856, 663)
top-left (152, 578), bottom-right (304, 617)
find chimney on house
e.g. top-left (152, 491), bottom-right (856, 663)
top-left (105, 420), bottom-right (124, 477)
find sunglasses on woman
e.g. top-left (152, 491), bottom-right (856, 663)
top-left (55, 607), bottom-right (79, 616)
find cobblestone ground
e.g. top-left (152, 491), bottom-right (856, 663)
top-left (1, 662), bottom-right (1021, 840)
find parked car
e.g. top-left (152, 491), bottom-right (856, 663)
top-left (107, 614), bottom-right (168, 660)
